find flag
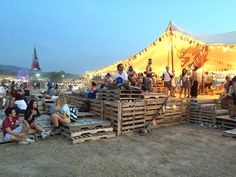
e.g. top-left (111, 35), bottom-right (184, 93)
top-left (31, 46), bottom-right (41, 70)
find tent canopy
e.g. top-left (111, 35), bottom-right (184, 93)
top-left (86, 21), bottom-right (236, 78)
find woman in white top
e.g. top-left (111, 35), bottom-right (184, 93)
top-left (14, 94), bottom-right (27, 114)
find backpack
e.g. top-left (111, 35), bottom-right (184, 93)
top-left (69, 105), bottom-right (79, 122)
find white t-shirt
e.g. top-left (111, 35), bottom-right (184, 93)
top-left (114, 71), bottom-right (128, 85)
top-left (163, 70), bottom-right (173, 82)
top-left (15, 100), bottom-right (27, 110)
top-left (61, 104), bottom-right (70, 117)
top-left (0, 86), bottom-right (6, 95)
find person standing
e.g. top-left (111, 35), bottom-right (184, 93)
top-left (190, 66), bottom-right (199, 98)
top-left (163, 66), bottom-right (173, 95)
top-left (179, 68), bottom-right (188, 98)
top-left (204, 72), bottom-right (213, 95)
top-left (145, 58), bottom-right (156, 87)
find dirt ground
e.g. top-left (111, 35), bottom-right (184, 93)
top-left (0, 124), bottom-right (235, 177)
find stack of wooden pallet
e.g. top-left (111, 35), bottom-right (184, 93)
top-left (144, 94), bottom-right (186, 127)
top-left (144, 93), bottom-right (167, 126)
top-left (216, 115), bottom-right (236, 129)
top-left (223, 129), bottom-right (236, 138)
top-left (163, 98), bottom-right (184, 124)
top-left (182, 99), bottom-right (190, 120)
top-left (62, 93), bottom-right (85, 108)
top-left (61, 118), bottom-right (116, 144)
top-left (89, 99), bottom-right (104, 117)
top-left (77, 112), bottom-right (95, 119)
top-left (97, 89), bottom-right (142, 101)
top-left (42, 99), bottom-right (55, 115)
top-left (103, 101), bottom-right (146, 135)
top-left (188, 99), bottom-right (217, 126)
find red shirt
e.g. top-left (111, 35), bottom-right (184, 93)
top-left (2, 115), bottom-right (19, 136)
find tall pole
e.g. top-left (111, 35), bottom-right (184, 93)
top-left (170, 36), bottom-right (174, 73)
top-left (167, 46), bottom-right (169, 67)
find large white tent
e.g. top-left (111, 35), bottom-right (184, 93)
top-left (85, 21), bottom-right (236, 78)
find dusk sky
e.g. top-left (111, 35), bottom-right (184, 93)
top-left (0, 0), bottom-right (236, 74)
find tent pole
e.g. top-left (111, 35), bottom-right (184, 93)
top-left (171, 37), bottom-right (174, 72)
top-left (167, 47), bottom-right (169, 67)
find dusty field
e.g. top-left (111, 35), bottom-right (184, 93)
top-left (0, 124), bottom-right (235, 177)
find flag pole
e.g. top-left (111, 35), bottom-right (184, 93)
top-left (170, 32), bottom-right (174, 73)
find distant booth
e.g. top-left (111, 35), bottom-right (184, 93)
top-left (17, 69), bottom-right (30, 81)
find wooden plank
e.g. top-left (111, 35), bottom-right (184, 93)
top-left (62, 127), bottom-right (113, 138)
top-left (72, 131), bottom-right (116, 144)
top-left (223, 129), bottom-right (236, 138)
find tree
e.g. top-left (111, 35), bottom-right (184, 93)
top-left (49, 71), bottom-right (66, 83)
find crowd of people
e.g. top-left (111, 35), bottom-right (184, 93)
top-left (0, 79), bottom-right (75, 144)
top-left (1, 58), bottom-right (236, 144)
top-left (84, 58), bottom-right (228, 99)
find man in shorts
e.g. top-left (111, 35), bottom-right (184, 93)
top-left (2, 107), bottom-right (34, 144)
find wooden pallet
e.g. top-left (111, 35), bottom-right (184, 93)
top-left (77, 112), bottom-right (95, 119)
top-left (216, 116), bottom-right (236, 129)
top-left (62, 118), bottom-right (111, 131)
top-left (143, 93), bottom-right (167, 99)
top-left (64, 131), bottom-right (116, 144)
top-left (62, 126), bottom-right (113, 138)
top-left (89, 99), bottom-right (103, 117)
top-left (103, 101), bottom-right (146, 135)
top-left (223, 129), bottom-right (236, 138)
top-left (97, 89), bottom-right (142, 101)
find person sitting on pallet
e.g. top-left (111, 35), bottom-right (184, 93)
top-left (104, 73), bottom-right (113, 85)
top-left (112, 63), bottom-right (129, 89)
top-left (127, 66), bottom-right (137, 86)
top-left (2, 107), bottom-right (35, 144)
top-left (219, 76), bottom-right (232, 108)
top-left (24, 100), bottom-right (50, 139)
top-left (86, 81), bottom-right (98, 99)
top-left (14, 93), bottom-right (27, 115)
top-left (50, 96), bottom-right (71, 133)
top-left (101, 73), bottom-right (113, 89)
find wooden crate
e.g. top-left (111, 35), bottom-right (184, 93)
top-left (89, 99), bottom-right (104, 117)
top-left (103, 101), bottom-right (146, 135)
top-left (216, 115), bottom-right (236, 129)
top-left (188, 99), bottom-right (217, 126)
top-left (62, 93), bottom-right (86, 108)
top-left (145, 97), bottom-right (185, 127)
top-left (223, 129), bottom-right (236, 138)
top-left (61, 118), bottom-right (115, 144)
top-left (77, 112), bottom-right (95, 119)
top-left (145, 98), bottom-right (166, 121)
top-left (97, 89), bottom-right (142, 101)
